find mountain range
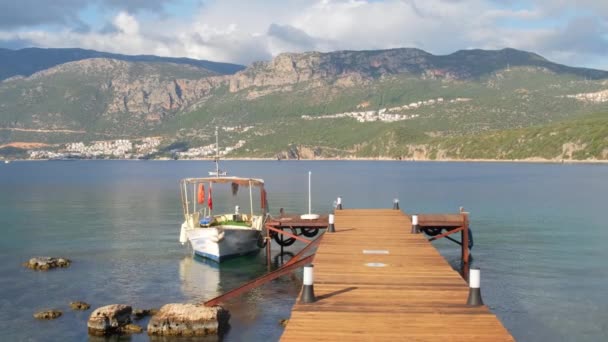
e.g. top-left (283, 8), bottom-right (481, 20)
top-left (0, 47), bottom-right (245, 80)
top-left (1, 47), bottom-right (607, 161)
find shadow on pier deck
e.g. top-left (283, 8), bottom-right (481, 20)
top-left (281, 209), bottom-right (514, 341)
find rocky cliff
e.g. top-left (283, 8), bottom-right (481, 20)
top-left (2, 58), bottom-right (230, 127)
top-left (229, 49), bottom-right (436, 93)
top-left (228, 48), bottom-right (608, 95)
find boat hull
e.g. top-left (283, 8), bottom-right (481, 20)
top-left (185, 225), bottom-right (261, 262)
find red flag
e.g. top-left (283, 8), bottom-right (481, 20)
top-left (197, 184), bottom-right (205, 204)
top-left (208, 187), bottom-right (213, 210)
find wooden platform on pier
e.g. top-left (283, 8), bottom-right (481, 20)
top-left (281, 209), bottom-right (514, 341)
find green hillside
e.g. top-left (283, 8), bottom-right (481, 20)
top-left (164, 67), bottom-right (608, 159)
top-left (1, 47), bottom-right (608, 161)
top-left (426, 112), bottom-right (608, 160)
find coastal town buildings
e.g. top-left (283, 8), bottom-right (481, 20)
top-left (301, 97), bottom-right (470, 122)
top-left (27, 137), bottom-right (246, 160)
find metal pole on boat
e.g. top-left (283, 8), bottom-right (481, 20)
top-left (215, 126), bottom-right (222, 177)
top-left (182, 181), bottom-right (189, 217)
top-left (193, 183), bottom-right (197, 214)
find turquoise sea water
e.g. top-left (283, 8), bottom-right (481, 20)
top-left (0, 160), bottom-right (607, 341)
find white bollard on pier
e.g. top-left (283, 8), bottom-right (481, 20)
top-left (328, 214), bottom-right (335, 233)
top-left (411, 214), bottom-right (420, 234)
top-left (301, 264), bottom-right (316, 303)
top-left (466, 268), bottom-right (484, 306)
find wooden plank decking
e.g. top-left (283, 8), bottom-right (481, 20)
top-left (281, 209), bottom-right (514, 341)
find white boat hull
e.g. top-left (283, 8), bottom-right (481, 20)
top-left (183, 224), bottom-right (261, 262)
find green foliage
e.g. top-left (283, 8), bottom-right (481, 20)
top-left (0, 146), bottom-right (27, 158)
top-left (429, 112), bottom-right (608, 160)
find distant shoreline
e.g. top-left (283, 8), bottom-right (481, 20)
top-left (7, 157), bottom-right (608, 165)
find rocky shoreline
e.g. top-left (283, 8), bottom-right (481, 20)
top-left (23, 257), bottom-right (229, 337)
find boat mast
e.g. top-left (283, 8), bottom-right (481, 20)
top-left (215, 126), bottom-right (219, 177)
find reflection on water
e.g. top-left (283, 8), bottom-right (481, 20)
top-left (273, 252), bottom-right (295, 268)
top-left (179, 256), bottom-right (221, 301)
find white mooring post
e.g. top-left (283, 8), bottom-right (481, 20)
top-left (393, 198), bottom-right (400, 210)
top-left (328, 213), bottom-right (335, 233)
top-left (411, 214), bottom-right (420, 234)
top-left (466, 268), bottom-right (484, 306)
top-left (301, 264), bottom-right (316, 303)
top-left (336, 196), bottom-right (343, 210)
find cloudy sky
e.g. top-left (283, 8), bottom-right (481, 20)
top-left (1, 0), bottom-right (607, 69)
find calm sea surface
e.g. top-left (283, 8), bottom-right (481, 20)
top-left (1, 160), bottom-right (607, 341)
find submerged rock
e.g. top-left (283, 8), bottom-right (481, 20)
top-left (133, 308), bottom-right (158, 320)
top-left (24, 257), bottom-right (71, 271)
top-left (87, 304), bottom-right (132, 336)
top-left (34, 309), bottom-right (62, 320)
top-left (70, 301), bottom-right (91, 310)
top-left (147, 303), bottom-right (229, 337)
top-left (122, 323), bottom-right (143, 334)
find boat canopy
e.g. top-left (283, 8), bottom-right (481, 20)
top-left (180, 176), bottom-right (267, 220)
top-left (181, 176), bottom-right (264, 187)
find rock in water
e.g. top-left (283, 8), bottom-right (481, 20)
top-left (87, 304), bottom-right (132, 336)
top-left (147, 304), bottom-right (229, 337)
top-left (24, 257), bottom-right (71, 271)
top-left (70, 301), bottom-right (91, 310)
top-left (34, 310), bottom-right (62, 320)
top-left (132, 308), bottom-right (157, 320)
top-left (122, 324), bottom-right (143, 334)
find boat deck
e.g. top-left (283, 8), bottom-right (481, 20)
top-left (281, 209), bottom-right (514, 341)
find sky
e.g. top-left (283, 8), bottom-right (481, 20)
top-left (0, 0), bottom-right (607, 69)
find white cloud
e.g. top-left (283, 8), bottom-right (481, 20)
top-left (113, 12), bottom-right (139, 36)
top-left (0, 0), bottom-right (606, 70)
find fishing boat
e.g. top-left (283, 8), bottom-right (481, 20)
top-left (179, 176), bottom-right (268, 262)
top-left (208, 127), bottom-right (227, 177)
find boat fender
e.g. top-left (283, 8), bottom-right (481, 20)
top-left (301, 227), bottom-right (319, 238)
top-left (179, 225), bottom-right (187, 245)
top-left (424, 227), bottom-right (442, 236)
top-left (273, 227), bottom-right (297, 247)
top-left (256, 233), bottom-right (267, 248)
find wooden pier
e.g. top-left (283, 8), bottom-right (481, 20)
top-left (281, 209), bottom-right (514, 341)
